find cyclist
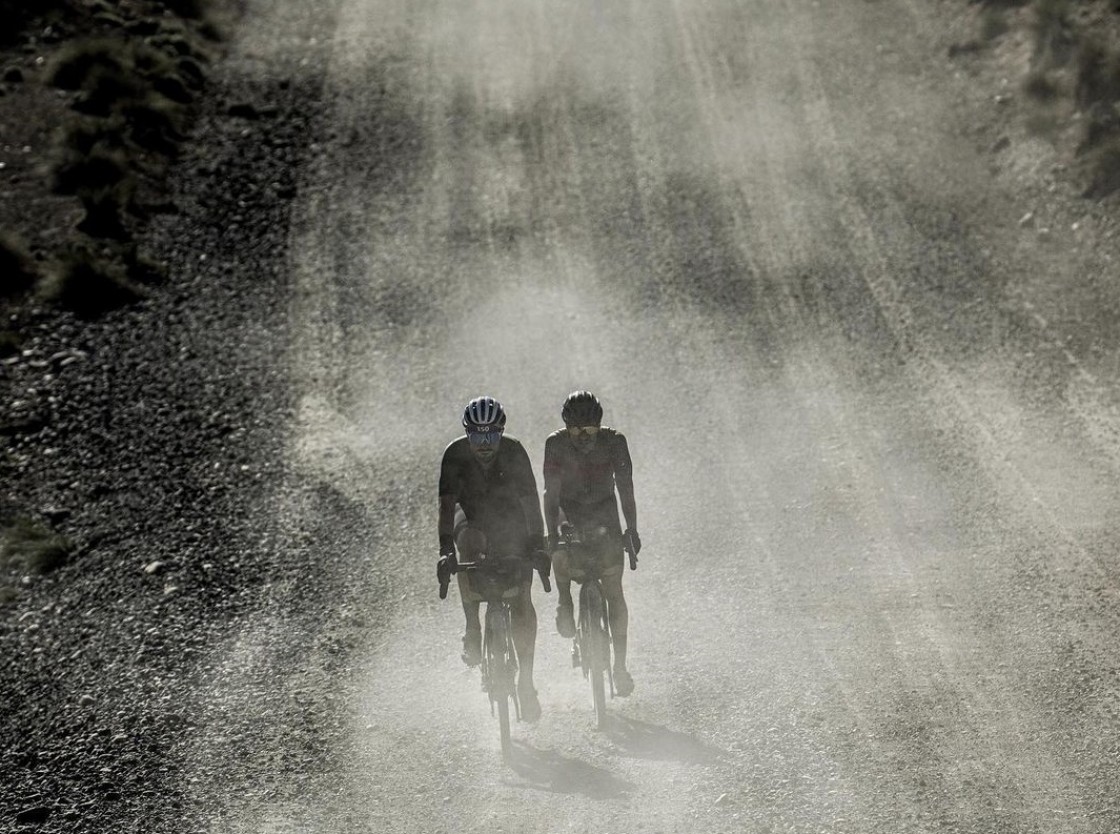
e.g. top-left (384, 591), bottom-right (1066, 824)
top-left (438, 395), bottom-right (549, 722)
top-left (542, 390), bottom-right (641, 697)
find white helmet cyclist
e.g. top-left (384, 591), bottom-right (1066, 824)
top-left (462, 396), bottom-right (506, 431)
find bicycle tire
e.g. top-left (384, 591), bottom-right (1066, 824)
top-left (486, 605), bottom-right (515, 759)
top-left (581, 581), bottom-right (610, 729)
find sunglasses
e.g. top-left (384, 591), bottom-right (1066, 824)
top-left (467, 428), bottom-right (503, 446)
top-left (567, 425), bottom-right (600, 438)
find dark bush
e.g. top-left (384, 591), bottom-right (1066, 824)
top-left (0, 0), bottom-right (66, 46)
top-left (1, 519), bottom-right (73, 576)
top-left (161, 0), bottom-right (211, 20)
top-left (1023, 68), bottom-right (1061, 101)
top-left (52, 146), bottom-right (131, 195)
top-left (1082, 138), bottom-right (1120, 198)
top-left (1075, 35), bottom-right (1120, 108)
top-left (77, 189), bottom-right (132, 240)
top-left (0, 232), bottom-right (39, 299)
top-left (41, 247), bottom-right (144, 317)
top-left (46, 38), bottom-right (131, 91)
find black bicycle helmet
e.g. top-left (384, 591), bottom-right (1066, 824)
top-left (561, 390), bottom-right (603, 425)
top-left (462, 396), bottom-right (507, 430)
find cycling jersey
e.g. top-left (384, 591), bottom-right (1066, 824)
top-left (439, 434), bottom-right (541, 558)
top-left (542, 426), bottom-right (633, 535)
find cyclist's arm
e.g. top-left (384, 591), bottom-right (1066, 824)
top-left (439, 494), bottom-right (457, 541)
top-left (437, 447), bottom-right (459, 548)
top-left (542, 435), bottom-right (562, 538)
top-left (613, 432), bottom-right (637, 533)
top-left (510, 440), bottom-right (545, 539)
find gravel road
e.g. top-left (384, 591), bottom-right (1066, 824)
top-left (6, 1), bottom-right (1120, 832)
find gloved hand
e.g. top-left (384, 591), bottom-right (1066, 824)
top-left (437, 553), bottom-right (456, 582)
top-left (437, 535), bottom-right (457, 597)
top-left (624, 529), bottom-right (641, 570)
top-left (529, 535), bottom-right (551, 592)
top-left (529, 535), bottom-right (550, 573)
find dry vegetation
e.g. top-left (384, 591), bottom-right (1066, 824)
top-left (0, 0), bottom-right (222, 325)
top-left (979, 0), bottom-right (1120, 196)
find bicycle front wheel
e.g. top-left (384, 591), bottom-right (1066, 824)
top-left (485, 605), bottom-right (515, 760)
top-left (580, 581), bottom-right (610, 730)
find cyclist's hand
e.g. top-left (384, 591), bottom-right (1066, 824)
top-left (624, 529), bottom-right (641, 570)
top-left (529, 536), bottom-right (551, 592)
top-left (437, 537), bottom-right (457, 598)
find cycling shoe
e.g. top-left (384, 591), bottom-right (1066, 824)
top-left (555, 603), bottom-right (576, 639)
top-left (613, 669), bottom-right (634, 697)
top-left (461, 630), bottom-right (481, 667)
top-left (518, 684), bottom-right (541, 722)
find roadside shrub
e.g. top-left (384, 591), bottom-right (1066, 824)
top-left (77, 187), bottom-right (135, 240)
top-left (1030, 0), bottom-right (1076, 68)
top-left (0, 331), bottom-right (19, 358)
top-left (1081, 137), bottom-right (1120, 198)
top-left (0, 232), bottom-right (39, 299)
top-left (0, 0), bottom-right (66, 46)
top-left (123, 246), bottom-right (167, 285)
top-left (40, 247), bottom-right (143, 317)
top-left (1075, 34), bottom-right (1120, 109)
top-left (1023, 68), bottom-right (1061, 101)
top-left (53, 144), bottom-right (132, 196)
top-left (46, 38), bottom-right (131, 91)
top-left (161, 0), bottom-right (211, 20)
top-left (1, 519), bottom-right (73, 576)
top-left (980, 7), bottom-right (1011, 42)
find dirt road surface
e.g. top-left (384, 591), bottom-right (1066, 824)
top-left (80, 1), bottom-right (1120, 832)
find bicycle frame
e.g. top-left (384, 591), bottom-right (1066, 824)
top-left (455, 558), bottom-right (529, 759)
top-left (553, 528), bottom-right (618, 728)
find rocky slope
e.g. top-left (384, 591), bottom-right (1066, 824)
top-left (1, 0), bottom-right (1119, 831)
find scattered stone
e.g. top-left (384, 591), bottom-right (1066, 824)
top-left (41, 506), bottom-right (71, 523)
top-left (143, 560), bottom-right (166, 575)
top-left (1018, 211), bottom-right (1035, 227)
top-left (227, 102), bottom-right (261, 120)
top-left (15, 806), bottom-right (51, 825)
top-left (78, 694), bottom-right (96, 707)
top-left (947, 41), bottom-right (980, 58)
top-left (715, 793), bottom-right (730, 806)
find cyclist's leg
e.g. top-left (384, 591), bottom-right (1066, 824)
top-left (509, 579), bottom-right (541, 719)
top-left (599, 546), bottom-right (632, 693)
top-left (457, 574), bottom-right (482, 665)
top-left (551, 546), bottom-right (576, 637)
top-left (455, 517), bottom-right (487, 664)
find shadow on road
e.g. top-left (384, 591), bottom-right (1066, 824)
top-left (506, 742), bottom-right (635, 798)
top-left (602, 715), bottom-right (721, 764)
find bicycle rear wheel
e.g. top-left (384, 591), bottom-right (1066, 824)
top-left (580, 581), bottom-right (610, 729)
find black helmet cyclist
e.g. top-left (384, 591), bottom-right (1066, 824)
top-left (561, 391), bottom-right (603, 455)
top-left (561, 390), bottom-right (603, 426)
top-left (543, 390), bottom-right (641, 696)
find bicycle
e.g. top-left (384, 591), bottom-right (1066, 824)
top-left (553, 523), bottom-right (634, 729)
top-left (440, 552), bottom-right (551, 760)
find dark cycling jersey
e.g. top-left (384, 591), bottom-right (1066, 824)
top-left (542, 426), bottom-right (633, 535)
top-left (439, 434), bottom-right (541, 557)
